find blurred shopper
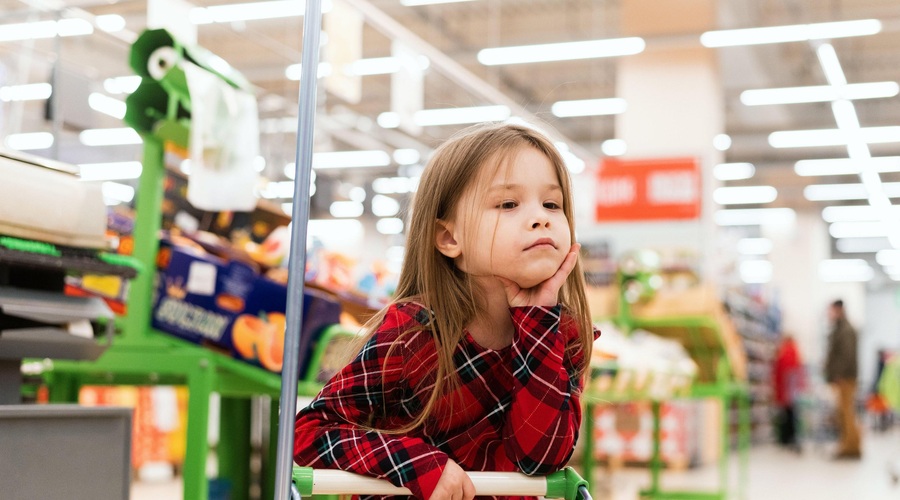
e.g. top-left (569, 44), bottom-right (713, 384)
top-left (773, 334), bottom-right (804, 451)
top-left (824, 299), bottom-right (861, 459)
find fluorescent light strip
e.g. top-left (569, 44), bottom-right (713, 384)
top-left (835, 237), bottom-right (891, 254)
top-left (769, 126), bottom-right (900, 148)
top-left (95, 14), bottom-right (126, 33)
top-left (413, 105), bottom-right (510, 126)
top-left (330, 201), bottom-right (364, 218)
top-left (101, 182), bottom-right (135, 203)
top-left (804, 182), bottom-right (900, 201)
top-left (0, 18), bottom-right (93, 42)
top-left (401, 0), bottom-right (475, 5)
top-left (713, 162), bottom-right (755, 181)
top-left (714, 207), bottom-right (795, 226)
top-left (88, 92), bottom-right (126, 119)
top-left (741, 81), bottom-right (899, 106)
top-left (876, 249), bottom-right (900, 267)
top-left (830, 221), bottom-right (888, 238)
top-left (700, 19), bottom-right (881, 47)
top-left (284, 63), bottom-right (333, 81)
top-left (189, 0), bottom-right (331, 24)
top-left (713, 186), bottom-right (777, 205)
top-left (551, 98), bottom-right (626, 118)
top-left (78, 161), bottom-right (142, 181)
top-left (822, 205), bottom-right (900, 223)
top-left (103, 76), bottom-right (141, 95)
top-left (477, 37), bottom-right (645, 65)
top-left (4, 132), bottom-right (54, 151)
top-left (79, 128), bottom-right (143, 146)
top-left (819, 259), bottom-right (874, 282)
top-left (740, 260), bottom-right (773, 284)
top-left (0, 83), bottom-right (52, 102)
top-left (601, 139), bottom-right (627, 157)
top-left (312, 150), bottom-right (391, 169)
top-left (795, 157), bottom-right (900, 176)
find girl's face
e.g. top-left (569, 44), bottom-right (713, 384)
top-left (445, 146), bottom-right (572, 289)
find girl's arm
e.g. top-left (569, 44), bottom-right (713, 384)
top-left (293, 305), bottom-right (448, 500)
top-left (501, 305), bottom-right (598, 474)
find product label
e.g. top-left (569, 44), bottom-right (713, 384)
top-left (155, 296), bottom-right (229, 342)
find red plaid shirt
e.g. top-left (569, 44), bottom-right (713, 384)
top-left (294, 301), bottom-right (599, 500)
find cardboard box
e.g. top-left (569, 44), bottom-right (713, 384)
top-left (151, 242), bottom-right (342, 376)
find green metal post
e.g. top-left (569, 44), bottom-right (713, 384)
top-left (185, 362), bottom-right (214, 500)
top-left (738, 390), bottom-right (751, 499)
top-left (581, 401), bottom-right (595, 491)
top-left (718, 396), bottom-right (729, 500)
top-left (122, 136), bottom-right (166, 344)
top-left (648, 400), bottom-right (662, 497)
top-left (262, 397), bottom-right (279, 500)
top-left (219, 396), bottom-right (252, 500)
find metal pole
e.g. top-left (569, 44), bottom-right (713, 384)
top-left (273, 0), bottom-right (324, 497)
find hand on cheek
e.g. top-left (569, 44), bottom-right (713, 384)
top-left (429, 459), bottom-right (475, 500)
top-left (496, 243), bottom-right (580, 308)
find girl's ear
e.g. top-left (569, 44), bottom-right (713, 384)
top-left (434, 219), bottom-right (461, 258)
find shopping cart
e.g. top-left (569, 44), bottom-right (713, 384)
top-left (289, 466), bottom-right (592, 500)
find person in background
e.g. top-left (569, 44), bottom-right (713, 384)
top-left (773, 334), bottom-right (804, 451)
top-left (824, 299), bottom-right (861, 459)
top-left (293, 122), bottom-right (600, 500)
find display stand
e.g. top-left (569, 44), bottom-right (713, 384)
top-left (41, 28), bottom-right (345, 500)
top-left (582, 276), bottom-right (751, 500)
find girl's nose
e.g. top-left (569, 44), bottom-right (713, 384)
top-left (531, 218), bottom-right (550, 229)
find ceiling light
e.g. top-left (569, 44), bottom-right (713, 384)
top-left (804, 182), bottom-right (900, 201)
top-left (0, 83), bottom-right (52, 102)
top-left (330, 201), bottom-right (364, 218)
top-left (103, 76), bottom-right (141, 95)
top-left (284, 62), bottom-right (333, 81)
top-left (835, 237), bottom-right (891, 254)
top-left (79, 128), bottom-right (143, 146)
top-left (829, 221), bottom-right (888, 239)
top-left (259, 180), bottom-right (297, 199)
top-left (101, 182), bottom-right (135, 203)
top-left (713, 134), bottom-right (732, 151)
top-left (876, 249), bottom-right (900, 267)
top-left (818, 258), bottom-right (874, 282)
top-left (413, 105), bottom-right (510, 126)
top-left (78, 161), bottom-right (142, 181)
top-left (737, 238), bottom-right (773, 255)
top-left (769, 126), bottom-right (900, 148)
top-left (740, 260), bottom-right (772, 284)
top-left (372, 195), bottom-right (400, 217)
top-left (4, 132), bottom-right (54, 151)
top-left (477, 37), bottom-right (645, 65)
top-left (88, 92), bottom-right (126, 119)
top-left (343, 56), bottom-right (430, 76)
top-left (376, 112), bottom-right (401, 129)
top-left (312, 150), bottom-right (391, 169)
top-left (393, 149), bottom-right (420, 165)
top-left (372, 177), bottom-right (416, 194)
top-left (822, 205), bottom-right (900, 223)
top-left (95, 14), bottom-right (126, 33)
top-left (741, 82), bottom-right (899, 106)
top-left (601, 139), bottom-right (626, 157)
top-left (400, 0), bottom-right (476, 5)
top-left (376, 218), bottom-right (404, 235)
top-left (713, 162), bottom-right (755, 181)
top-left (795, 157), bottom-right (900, 176)
top-left (189, 0), bottom-right (331, 24)
top-left (713, 186), bottom-right (777, 205)
top-left (700, 19), bottom-right (881, 47)
top-left (551, 98), bottom-right (627, 118)
top-left (714, 207), bottom-right (796, 226)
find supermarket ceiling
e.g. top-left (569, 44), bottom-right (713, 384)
top-left (4, 0), bottom-right (900, 220)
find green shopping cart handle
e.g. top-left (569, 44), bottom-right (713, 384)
top-left (291, 466), bottom-right (589, 500)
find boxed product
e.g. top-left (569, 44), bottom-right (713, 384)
top-left (151, 238), bottom-right (342, 376)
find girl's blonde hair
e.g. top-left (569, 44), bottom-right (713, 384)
top-left (358, 122), bottom-right (593, 433)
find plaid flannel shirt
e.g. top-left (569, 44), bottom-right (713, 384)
top-left (294, 301), bottom-right (600, 500)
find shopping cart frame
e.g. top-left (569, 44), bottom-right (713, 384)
top-left (289, 466), bottom-right (592, 500)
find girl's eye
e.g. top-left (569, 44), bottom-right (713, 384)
top-left (544, 201), bottom-right (562, 210)
top-left (498, 200), bottom-right (518, 209)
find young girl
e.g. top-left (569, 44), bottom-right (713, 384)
top-left (294, 122), bottom-right (599, 500)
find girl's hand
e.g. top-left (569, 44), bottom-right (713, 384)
top-left (429, 459), bottom-right (475, 500)
top-left (497, 243), bottom-right (580, 308)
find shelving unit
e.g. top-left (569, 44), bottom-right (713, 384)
top-left (583, 276), bottom-right (751, 500)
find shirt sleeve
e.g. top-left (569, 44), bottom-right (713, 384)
top-left (502, 305), bottom-right (596, 475)
top-left (293, 305), bottom-right (448, 500)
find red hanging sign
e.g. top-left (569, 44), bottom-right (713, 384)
top-left (595, 157), bottom-right (701, 222)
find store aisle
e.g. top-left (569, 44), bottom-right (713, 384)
top-left (130, 430), bottom-right (900, 500)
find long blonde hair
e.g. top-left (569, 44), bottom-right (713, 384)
top-left (359, 122), bottom-right (594, 433)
